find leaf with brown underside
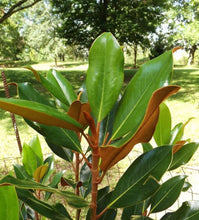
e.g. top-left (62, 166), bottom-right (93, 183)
top-left (67, 100), bottom-right (91, 127)
top-left (172, 140), bottom-right (187, 154)
top-left (100, 85), bottom-right (180, 172)
top-left (0, 98), bottom-right (82, 132)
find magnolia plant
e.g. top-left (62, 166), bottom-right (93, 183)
top-left (0, 32), bottom-right (199, 220)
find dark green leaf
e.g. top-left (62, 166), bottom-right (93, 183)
top-left (0, 186), bottom-right (19, 220)
top-left (45, 139), bottom-right (74, 161)
top-left (122, 200), bottom-right (150, 220)
top-left (149, 175), bottom-right (186, 213)
top-left (108, 146), bottom-right (172, 208)
top-left (45, 171), bottom-right (65, 201)
top-left (40, 124), bottom-right (81, 152)
top-left (160, 201), bottom-right (199, 220)
top-left (17, 189), bottom-right (72, 220)
top-left (86, 32), bottom-right (124, 122)
top-left (112, 50), bottom-right (173, 140)
top-left (169, 142), bottom-right (199, 170)
top-left (13, 164), bottom-right (32, 180)
top-left (42, 155), bottom-right (54, 184)
top-left (18, 82), bottom-right (54, 107)
top-left (0, 175), bottom-right (88, 208)
top-left (153, 103), bottom-right (171, 145)
top-left (43, 69), bottom-right (76, 105)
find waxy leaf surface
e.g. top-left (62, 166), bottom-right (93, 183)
top-left (108, 145), bottom-right (172, 208)
top-left (112, 50), bottom-right (173, 140)
top-left (86, 32), bottom-right (124, 122)
top-left (100, 86), bottom-right (180, 172)
top-left (149, 175), bottom-right (186, 213)
top-left (169, 142), bottom-right (199, 170)
top-left (161, 201), bottom-right (199, 220)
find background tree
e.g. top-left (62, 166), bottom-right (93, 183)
top-left (0, 17), bottom-right (24, 60)
top-left (0, 0), bottom-right (42, 24)
top-left (50, 0), bottom-right (170, 67)
top-left (169, 0), bottom-right (199, 64)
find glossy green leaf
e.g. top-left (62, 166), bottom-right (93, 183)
top-left (149, 175), bottom-right (186, 213)
top-left (112, 50), bottom-right (173, 140)
top-left (13, 164), bottom-right (32, 180)
top-left (169, 142), bottom-right (199, 170)
top-left (169, 122), bottom-right (184, 145)
top-left (0, 186), bottom-right (19, 220)
top-left (122, 200), bottom-right (150, 220)
top-left (45, 139), bottom-right (74, 161)
top-left (153, 103), bottom-right (171, 145)
top-left (22, 143), bottom-right (38, 176)
top-left (25, 119), bottom-right (81, 153)
top-left (17, 189), bottom-right (72, 220)
top-left (0, 175), bottom-right (89, 208)
top-left (0, 98), bottom-right (82, 131)
top-left (42, 69), bottom-right (77, 105)
top-left (108, 146), bottom-right (172, 208)
top-left (45, 171), bottom-right (65, 201)
top-left (160, 201), bottom-right (199, 220)
top-left (42, 155), bottom-right (54, 184)
top-left (18, 82), bottom-right (55, 107)
top-left (29, 136), bottom-right (43, 167)
top-left (86, 32), bottom-right (124, 122)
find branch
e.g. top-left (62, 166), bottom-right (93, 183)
top-left (0, 0), bottom-right (42, 24)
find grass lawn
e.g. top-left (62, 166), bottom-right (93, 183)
top-left (0, 61), bottom-right (198, 163)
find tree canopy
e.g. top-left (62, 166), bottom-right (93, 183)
top-left (0, 0), bottom-right (42, 24)
top-left (50, 0), bottom-right (170, 49)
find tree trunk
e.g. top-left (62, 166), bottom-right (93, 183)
top-left (133, 44), bottom-right (138, 69)
top-left (188, 44), bottom-right (197, 65)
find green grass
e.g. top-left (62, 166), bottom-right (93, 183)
top-left (0, 61), bottom-right (198, 161)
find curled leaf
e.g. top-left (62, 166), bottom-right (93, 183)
top-left (100, 85), bottom-right (180, 172)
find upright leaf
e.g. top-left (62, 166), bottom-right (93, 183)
top-left (112, 50), bottom-right (174, 140)
top-left (153, 102), bottom-right (171, 145)
top-left (0, 186), bottom-right (19, 220)
top-left (29, 136), bottom-right (43, 167)
top-left (107, 146), bottom-right (172, 208)
top-left (86, 32), bottom-right (124, 122)
top-left (22, 143), bottom-right (38, 176)
top-left (41, 69), bottom-right (77, 106)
